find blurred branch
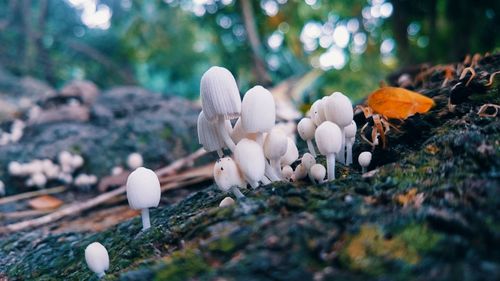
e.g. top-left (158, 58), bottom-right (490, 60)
top-left (65, 39), bottom-right (137, 84)
top-left (239, 0), bottom-right (272, 85)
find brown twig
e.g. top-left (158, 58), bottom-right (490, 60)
top-left (156, 148), bottom-right (207, 177)
top-left (0, 185), bottom-right (67, 206)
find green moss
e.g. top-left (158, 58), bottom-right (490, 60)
top-left (153, 249), bottom-right (210, 281)
top-left (160, 127), bottom-right (172, 140)
top-left (397, 223), bottom-right (442, 253)
top-left (206, 236), bottom-right (236, 254)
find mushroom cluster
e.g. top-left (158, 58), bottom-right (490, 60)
top-left (197, 66), bottom-right (299, 199)
top-left (0, 119), bottom-right (25, 146)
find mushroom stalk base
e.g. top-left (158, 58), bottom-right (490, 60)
top-left (261, 176), bottom-right (271, 185)
top-left (265, 161), bottom-right (281, 182)
top-left (141, 208), bottom-right (151, 230)
top-left (97, 272), bottom-right (106, 279)
top-left (231, 186), bottom-right (245, 199)
top-left (346, 142), bottom-right (353, 166)
top-left (362, 167), bottom-right (367, 174)
top-left (306, 140), bottom-right (317, 158)
top-left (327, 154), bottom-right (336, 181)
top-left (216, 149), bottom-right (224, 158)
top-left (217, 118), bottom-right (236, 152)
top-left (338, 129), bottom-right (345, 164)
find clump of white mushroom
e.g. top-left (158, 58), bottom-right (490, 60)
top-left (0, 119), bottom-right (25, 146)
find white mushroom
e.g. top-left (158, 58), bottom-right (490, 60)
top-left (315, 121), bottom-right (342, 181)
top-left (230, 118), bottom-right (248, 144)
top-left (213, 157), bottom-right (246, 199)
top-left (126, 167), bottom-right (161, 230)
top-left (301, 153), bottom-right (316, 171)
top-left (71, 154), bottom-right (84, 169)
top-left (233, 138), bottom-right (266, 188)
top-left (344, 121), bottom-right (357, 166)
top-left (219, 197), bottom-right (235, 207)
top-left (0, 180), bottom-right (5, 197)
top-left (31, 173), bottom-right (47, 189)
top-left (127, 153), bottom-right (143, 170)
top-left (309, 164), bottom-right (326, 184)
top-left (358, 151), bottom-right (372, 173)
top-left (281, 165), bottom-right (294, 182)
top-left (111, 166), bottom-right (124, 175)
top-left (323, 92), bottom-right (353, 164)
top-left (280, 137), bottom-right (299, 167)
top-left (85, 242), bottom-right (109, 278)
top-left (292, 164), bottom-right (308, 181)
top-left (297, 117), bottom-right (317, 157)
top-left (310, 99), bottom-right (327, 126)
top-left (8, 161), bottom-right (23, 176)
top-left (198, 111), bottom-right (231, 157)
top-left (200, 66), bottom-right (241, 151)
top-left (263, 128), bottom-right (288, 178)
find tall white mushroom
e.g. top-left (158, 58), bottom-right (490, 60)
top-left (358, 151), bottom-right (372, 173)
top-left (85, 242), bottom-right (109, 278)
top-left (213, 157), bottom-right (246, 199)
top-left (323, 92), bottom-right (353, 164)
top-left (198, 111), bottom-right (231, 157)
top-left (344, 121), bottom-right (357, 166)
top-left (200, 66), bottom-right (241, 152)
top-left (315, 121), bottom-right (342, 181)
top-left (297, 117), bottom-right (317, 157)
top-left (234, 138), bottom-right (266, 188)
top-left (126, 167), bottom-right (161, 230)
top-left (263, 128), bottom-right (288, 178)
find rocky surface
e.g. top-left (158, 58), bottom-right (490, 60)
top-left (0, 57), bottom-right (499, 280)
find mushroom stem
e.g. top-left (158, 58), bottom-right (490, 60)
top-left (216, 149), bottom-right (224, 158)
top-left (326, 153), bottom-right (336, 181)
top-left (346, 142), bottom-right (353, 166)
top-left (98, 272), bottom-right (106, 279)
top-left (306, 140), bottom-right (317, 158)
top-left (270, 159), bottom-right (282, 179)
top-left (338, 129), bottom-right (345, 164)
top-left (216, 117), bottom-right (236, 152)
top-left (231, 186), bottom-right (245, 199)
top-left (141, 208), bottom-right (151, 230)
top-left (243, 176), bottom-right (259, 189)
top-left (265, 161), bottom-right (281, 182)
top-left (261, 176), bottom-right (271, 185)
top-left (362, 167), bottom-right (367, 173)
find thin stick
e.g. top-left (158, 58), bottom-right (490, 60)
top-left (0, 185), bottom-right (67, 206)
top-left (155, 148), bottom-right (206, 177)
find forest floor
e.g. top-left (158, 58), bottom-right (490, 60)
top-left (0, 55), bottom-right (499, 280)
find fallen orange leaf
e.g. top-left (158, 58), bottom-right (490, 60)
top-left (367, 87), bottom-right (435, 119)
top-left (28, 195), bottom-right (64, 210)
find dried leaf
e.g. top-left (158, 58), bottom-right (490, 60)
top-left (28, 195), bottom-right (64, 210)
top-left (395, 188), bottom-right (424, 208)
top-left (367, 87), bottom-right (435, 119)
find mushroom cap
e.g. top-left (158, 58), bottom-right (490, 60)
top-left (315, 121), bottom-right (342, 155)
top-left (71, 155), bottom-right (84, 169)
top-left (310, 99), bottom-right (327, 126)
top-left (344, 121), bottom-right (357, 138)
top-left (58, 151), bottom-right (73, 167)
top-left (358, 151), bottom-right (372, 168)
top-left (85, 242), bottom-right (109, 275)
top-left (241, 86), bottom-right (276, 133)
top-left (297, 118), bottom-right (316, 141)
top-left (197, 111), bottom-right (227, 152)
top-left (213, 157), bottom-right (246, 192)
top-left (263, 128), bottom-right (288, 160)
top-left (324, 92), bottom-right (353, 127)
top-left (8, 161), bottom-right (23, 176)
top-left (310, 164), bottom-right (326, 182)
top-left (301, 153), bottom-right (316, 169)
top-left (282, 165), bottom-right (294, 181)
top-left (32, 173), bottom-right (47, 188)
top-left (200, 66), bottom-right (241, 121)
top-left (126, 167), bottom-right (161, 210)
top-left (230, 118), bottom-right (247, 144)
top-left (127, 153), bottom-right (143, 170)
top-left (234, 138), bottom-right (266, 183)
top-left (280, 137), bottom-right (299, 166)
top-left (293, 163), bottom-right (308, 180)
top-left (219, 197), bottom-right (235, 207)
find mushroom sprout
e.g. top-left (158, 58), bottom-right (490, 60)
top-left (297, 117), bottom-right (317, 157)
top-left (315, 121), bottom-right (342, 181)
top-left (85, 242), bottom-right (109, 278)
top-left (213, 157), bottom-right (246, 199)
top-left (344, 121), bottom-right (357, 166)
top-left (358, 151), bottom-right (372, 173)
top-left (126, 167), bottom-right (161, 230)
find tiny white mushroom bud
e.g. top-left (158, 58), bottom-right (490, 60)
top-left (315, 121), bottom-right (342, 181)
top-left (323, 92), bottom-right (353, 164)
top-left (292, 164), bottom-right (308, 181)
top-left (71, 154), bottom-right (84, 169)
top-left (127, 153), bottom-right (143, 170)
top-left (58, 151), bottom-right (73, 167)
top-left (198, 111), bottom-right (231, 158)
top-left (234, 138), bottom-right (266, 189)
top-left (301, 153), bottom-right (316, 170)
top-left (358, 151), bottom-right (372, 173)
top-left (219, 197), bottom-right (235, 207)
top-left (8, 161), bottom-right (23, 176)
top-left (200, 66), bottom-right (241, 151)
top-left (344, 121), bottom-right (357, 166)
top-left (31, 173), bottom-right (47, 188)
top-left (309, 163), bottom-right (326, 184)
top-left (297, 118), bottom-right (317, 157)
top-left (0, 180), bottom-right (5, 196)
top-left (281, 165), bottom-right (294, 182)
top-left (263, 128), bottom-right (288, 178)
top-left (280, 137), bottom-right (299, 167)
top-left (213, 157), bottom-right (246, 199)
top-left (126, 167), bottom-right (161, 230)
top-left (85, 242), bottom-right (109, 278)
top-left (111, 166), bottom-right (124, 176)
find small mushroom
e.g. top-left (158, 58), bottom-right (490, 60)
top-left (31, 173), bottom-right (47, 189)
top-left (8, 161), bottom-right (23, 176)
top-left (292, 164), bottom-right (308, 181)
top-left (315, 121), bottom-right (342, 181)
top-left (198, 111), bottom-right (232, 157)
top-left (126, 167), bottom-right (161, 230)
top-left (280, 137), bottom-right (299, 167)
top-left (263, 128), bottom-right (288, 178)
top-left (323, 92), bottom-right (353, 164)
top-left (85, 242), bottom-right (109, 278)
top-left (234, 138), bottom-right (266, 188)
top-left (297, 117), bottom-right (317, 157)
top-left (309, 163), bottom-right (326, 184)
top-left (310, 99), bottom-right (327, 126)
top-left (301, 153), bottom-right (316, 171)
top-left (344, 121), bottom-right (357, 166)
top-left (0, 180), bottom-right (5, 196)
top-left (358, 151), bottom-right (372, 173)
top-left (281, 165), bottom-right (294, 182)
top-left (127, 153), bottom-right (143, 170)
top-left (213, 157), bottom-right (246, 199)
top-left (71, 154), bottom-right (84, 169)
top-left (200, 66), bottom-right (241, 152)
top-left (219, 197), bottom-right (235, 207)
